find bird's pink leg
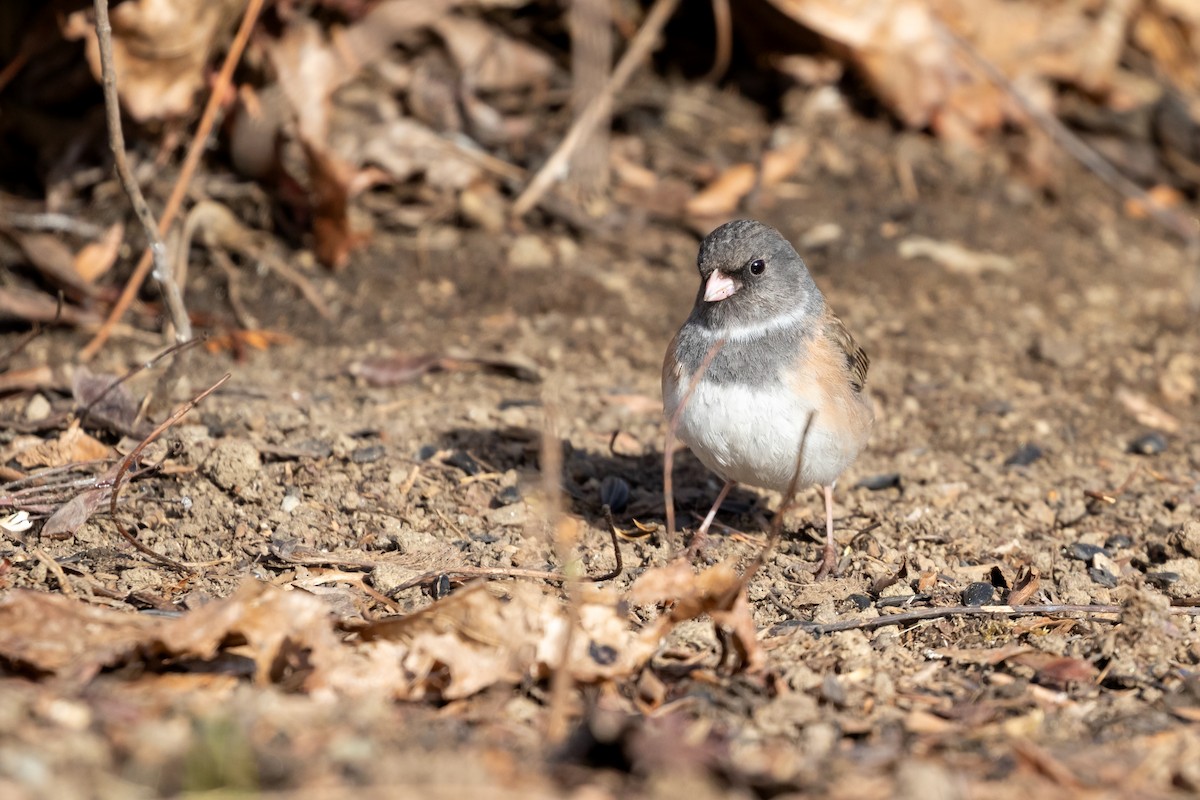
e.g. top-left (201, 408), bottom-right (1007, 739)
top-left (815, 483), bottom-right (840, 578)
top-left (687, 479), bottom-right (734, 558)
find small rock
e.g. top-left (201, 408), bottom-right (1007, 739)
top-left (281, 494), bottom-right (301, 513)
top-left (1031, 333), bottom-right (1085, 369)
top-left (1088, 566), bottom-right (1118, 588)
top-left (1145, 571), bottom-right (1180, 588)
top-left (1174, 521), bottom-right (1200, 558)
top-left (1105, 533), bottom-right (1134, 551)
top-left (371, 563), bottom-right (422, 595)
top-left (445, 451), bottom-right (481, 475)
top-left (350, 445), bottom-right (385, 464)
top-left (494, 486), bottom-right (521, 507)
top-left (962, 582), bottom-right (995, 606)
top-left (1004, 443), bottom-right (1044, 468)
top-left (486, 504), bottom-right (526, 527)
top-left (507, 234), bottom-right (554, 270)
top-left (205, 439), bottom-right (262, 498)
top-left (1067, 542), bottom-right (1107, 562)
top-left (848, 594), bottom-right (872, 611)
top-left (1128, 431), bottom-right (1168, 456)
top-left (24, 394), bottom-right (51, 421)
top-left (856, 473), bottom-right (901, 491)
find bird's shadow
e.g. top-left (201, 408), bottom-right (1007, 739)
top-left (432, 425), bottom-right (767, 536)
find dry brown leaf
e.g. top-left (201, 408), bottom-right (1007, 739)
top-left (433, 14), bottom-right (557, 91)
top-left (766, 0), bottom-right (1137, 144)
top-left (1009, 652), bottom-right (1098, 687)
top-left (40, 487), bottom-right (108, 539)
top-left (360, 119), bottom-right (483, 190)
top-left (351, 582), bottom-right (658, 700)
top-left (0, 590), bottom-right (160, 682)
top-left (64, 0), bottom-right (247, 121)
top-left (73, 222), bottom-right (126, 283)
top-left (6, 230), bottom-right (98, 299)
top-left (153, 580), bottom-right (343, 687)
top-left (1124, 185), bottom-right (1186, 220)
top-left (72, 366), bottom-right (145, 436)
top-left (14, 426), bottom-right (112, 469)
top-left (685, 141), bottom-right (810, 217)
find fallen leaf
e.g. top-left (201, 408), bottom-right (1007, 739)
top-left (65, 0), bottom-right (248, 122)
top-left (14, 426), bottom-right (112, 469)
top-left (73, 366), bottom-right (145, 436)
top-left (72, 222), bottom-right (126, 283)
top-left (433, 14), bottom-right (557, 91)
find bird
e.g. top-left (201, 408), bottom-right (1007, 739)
top-left (662, 219), bottom-right (874, 577)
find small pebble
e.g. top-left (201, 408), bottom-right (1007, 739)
top-left (856, 473), bottom-right (901, 491)
top-left (599, 476), bottom-right (631, 513)
top-left (1004, 443), bottom-right (1044, 468)
top-left (494, 486), bottom-right (521, 506)
top-left (1145, 572), bottom-right (1180, 588)
top-left (445, 450), bottom-right (482, 475)
top-left (350, 445), bottom-right (385, 464)
top-left (1104, 533), bottom-right (1134, 550)
top-left (1067, 542), bottom-right (1107, 562)
top-left (848, 594), bottom-right (872, 611)
top-left (418, 445), bottom-right (438, 460)
top-left (1088, 566), bottom-right (1118, 588)
top-left (1128, 431), bottom-right (1168, 456)
top-left (281, 494), bottom-right (301, 514)
top-left (962, 582), bottom-right (995, 606)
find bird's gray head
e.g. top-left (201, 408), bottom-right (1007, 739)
top-left (691, 219), bottom-right (822, 335)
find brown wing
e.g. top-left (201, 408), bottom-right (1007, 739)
top-left (823, 313), bottom-right (869, 393)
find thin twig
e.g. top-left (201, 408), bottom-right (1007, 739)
top-left (544, 398), bottom-right (577, 745)
top-left (935, 18), bottom-right (1200, 250)
top-left (107, 373), bottom-right (231, 572)
top-left (701, 0), bottom-right (732, 83)
top-left (512, 0), bottom-right (682, 217)
top-left (663, 338), bottom-right (725, 548)
top-left (81, 0), bottom-right (266, 361)
top-left (77, 337), bottom-right (203, 428)
top-left (386, 522), bottom-right (625, 595)
top-left (92, 0), bottom-right (192, 345)
top-left (32, 548), bottom-right (77, 599)
top-left (767, 602), bottom-right (1200, 638)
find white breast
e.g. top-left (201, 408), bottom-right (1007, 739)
top-left (665, 378), bottom-right (860, 492)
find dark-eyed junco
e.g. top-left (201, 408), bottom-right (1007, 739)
top-left (663, 219), bottom-right (874, 576)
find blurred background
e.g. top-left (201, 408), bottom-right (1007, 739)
top-left (1, 1), bottom-right (1200, 798)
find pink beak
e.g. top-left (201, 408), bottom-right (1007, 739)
top-left (703, 270), bottom-right (738, 302)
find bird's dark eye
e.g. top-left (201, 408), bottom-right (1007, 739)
top-left (748, 259), bottom-right (766, 275)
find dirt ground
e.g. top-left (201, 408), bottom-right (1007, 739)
top-left (3, 77), bottom-right (1200, 798)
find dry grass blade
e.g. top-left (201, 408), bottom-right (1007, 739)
top-left (767, 603), bottom-right (1200, 638)
top-left (91, 0), bottom-right (191, 345)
